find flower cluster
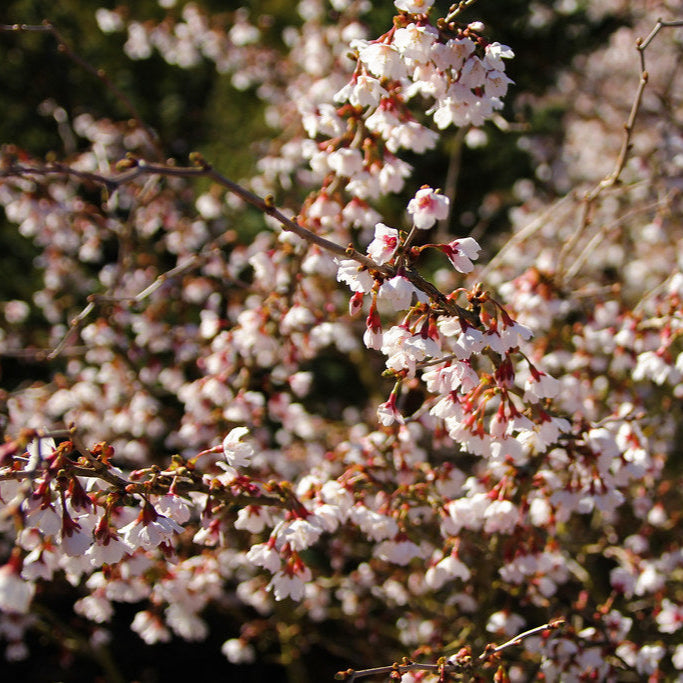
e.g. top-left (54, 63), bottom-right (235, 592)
top-left (0, 1), bottom-right (682, 681)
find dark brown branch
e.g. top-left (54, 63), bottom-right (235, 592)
top-left (0, 158), bottom-right (481, 327)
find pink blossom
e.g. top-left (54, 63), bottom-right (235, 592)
top-left (25, 436), bottom-right (57, 471)
top-left (327, 148), bottom-right (364, 178)
top-left (439, 236), bottom-right (481, 273)
top-left (222, 638), bottom-right (256, 664)
top-left (335, 74), bottom-right (388, 108)
top-left (393, 23), bottom-right (437, 62)
top-left (349, 506), bottom-right (398, 542)
top-left (59, 511), bottom-right (94, 557)
top-left (374, 538), bottom-right (422, 565)
top-left (486, 319), bottom-right (534, 354)
top-left (355, 41), bottom-right (407, 80)
top-left (386, 120), bottom-right (438, 153)
top-left (484, 42), bottom-right (515, 70)
top-left (165, 603), bottom-right (208, 641)
top-left (635, 644), bottom-right (665, 675)
top-left (425, 553), bottom-right (471, 589)
top-left (483, 499), bottom-right (518, 534)
top-left (0, 561), bottom-right (35, 614)
top-left (246, 542), bottom-right (281, 573)
top-left (86, 534), bottom-right (129, 566)
top-left (378, 274), bottom-right (427, 312)
top-left (440, 321), bottom-right (486, 360)
top-left (119, 504), bottom-right (184, 551)
top-left (363, 306), bottom-right (384, 350)
top-left (275, 517), bottom-right (323, 551)
top-left (131, 610), bottom-right (171, 645)
top-left (485, 69), bottom-right (515, 98)
top-left (407, 187), bottom-right (449, 229)
top-left (336, 259), bottom-right (374, 293)
top-left (486, 610), bottom-right (526, 636)
top-left (377, 393), bottom-right (405, 426)
top-left (656, 598), bottom-right (683, 634)
top-left (423, 361), bottom-right (479, 394)
top-left (235, 506), bottom-right (273, 534)
top-left (524, 369), bottom-right (561, 402)
top-left (366, 223), bottom-right (399, 265)
top-left (673, 644), bottom-right (683, 670)
top-left (268, 564), bottom-right (312, 601)
top-left (154, 493), bottom-right (192, 524)
top-left (74, 593), bottom-right (114, 623)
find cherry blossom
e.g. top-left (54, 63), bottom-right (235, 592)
top-left (394, 0), bottom-right (435, 14)
top-left (0, 2), bottom-right (682, 680)
top-left (439, 236), bottom-right (481, 273)
top-left (0, 560), bottom-right (35, 614)
top-left (366, 223), bottom-right (399, 265)
top-left (407, 186), bottom-right (450, 229)
top-left (268, 563), bottom-right (312, 601)
top-left (222, 427), bottom-right (255, 468)
top-left (222, 637), bottom-right (256, 664)
top-left (378, 274), bottom-right (427, 312)
top-left (119, 504), bottom-right (184, 551)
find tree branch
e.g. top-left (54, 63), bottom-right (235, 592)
top-left (336, 618), bottom-right (566, 680)
top-left (0, 157), bottom-right (481, 327)
top-left (0, 22), bottom-right (162, 157)
top-left (555, 17), bottom-right (683, 285)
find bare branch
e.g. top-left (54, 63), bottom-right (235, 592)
top-left (444, 0), bottom-right (481, 22)
top-left (555, 18), bottom-right (683, 284)
top-left (0, 22), bottom-right (162, 157)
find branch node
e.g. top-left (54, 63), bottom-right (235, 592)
top-left (188, 151), bottom-right (209, 169)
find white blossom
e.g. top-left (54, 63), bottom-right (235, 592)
top-left (222, 427), bottom-right (255, 467)
top-left (407, 187), bottom-right (449, 229)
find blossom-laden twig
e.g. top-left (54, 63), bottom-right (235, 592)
top-left (335, 618), bottom-right (566, 680)
top-left (0, 426), bottom-right (294, 519)
top-left (0, 157), bottom-right (481, 337)
top-left (1, 2), bottom-right (683, 680)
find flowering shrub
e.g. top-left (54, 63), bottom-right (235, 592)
top-left (0, 1), bottom-right (682, 680)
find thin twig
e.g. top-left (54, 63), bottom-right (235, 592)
top-left (47, 300), bottom-right (95, 360)
top-left (633, 271), bottom-right (678, 312)
top-left (444, 0), bottom-right (481, 22)
top-left (0, 22), bottom-right (162, 157)
top-left (337, 618), bottom-right (565, 680)
top-left (555, 18), bottom-right (683, 285)
top-left (479, 192), bottom-right (576, 279)
top-left (562, 193), bottom-right (675, 282)
top-left (483, 619), bottom-right (565, 657)
top-left (0, 346), bottom-right (88, 359)
top-left (1, 158), bottom-right (481, 329)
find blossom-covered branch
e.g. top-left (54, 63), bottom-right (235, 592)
top-left (0, 1), bottom-right (682, 680)
top-left (336, 618), bottom-right (566, 681)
